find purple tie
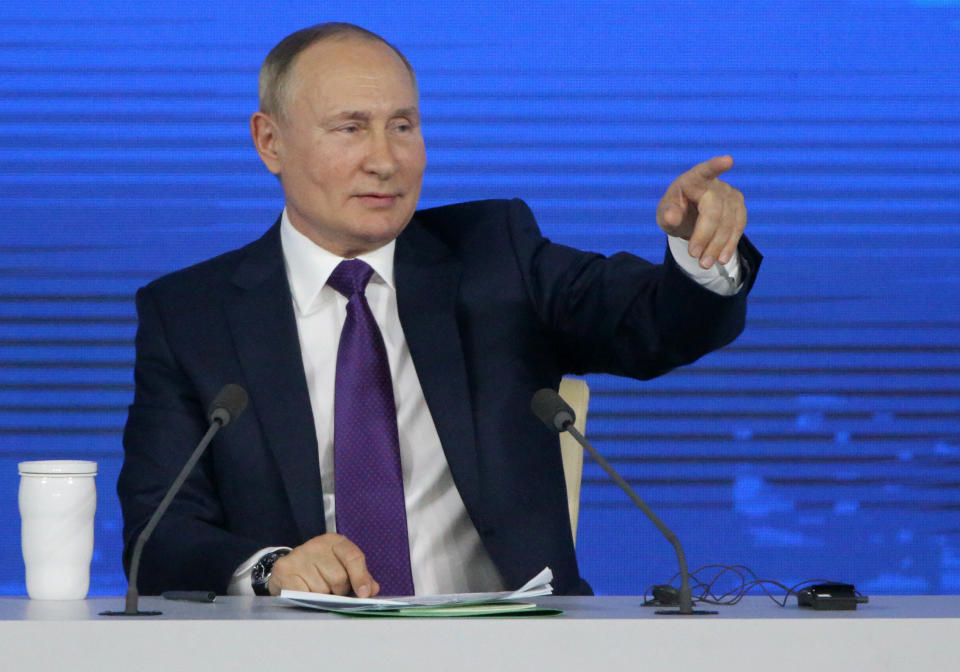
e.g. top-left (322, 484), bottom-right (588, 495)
top-left (328, 259), bottom-right (414, 596)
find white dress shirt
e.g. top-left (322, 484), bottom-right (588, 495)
top-left (230, 209), bottom-right (506, 596)
top-left (229, 208), bottom-right (742, 595)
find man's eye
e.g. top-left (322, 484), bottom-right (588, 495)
top-left (339, 125), bottom-right (359, 133)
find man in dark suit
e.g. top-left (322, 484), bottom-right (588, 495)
top-left (118, 23), bottom-right (760, 598)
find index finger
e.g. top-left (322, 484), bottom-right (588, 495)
top-left (681, 155), bottom-right (734, 192)
top-left (331, 537), bottom-right (379, 598)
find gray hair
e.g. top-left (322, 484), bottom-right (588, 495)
top-left (258, 22), bottom-right (416, 119)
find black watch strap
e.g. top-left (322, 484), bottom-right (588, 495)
top-left (251, 549), bottom-right (290, 596)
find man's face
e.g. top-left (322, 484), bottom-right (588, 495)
top-left (256, 37), bottom-right (426, 257)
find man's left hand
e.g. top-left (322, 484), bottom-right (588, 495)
top-left (657, 155), bottom-right (747, 269)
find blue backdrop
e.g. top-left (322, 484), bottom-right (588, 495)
top-left (1, 0), bottom-right (959, 596)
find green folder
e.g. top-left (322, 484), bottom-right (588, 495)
top-left (329, 602), bottom-right (562, 617)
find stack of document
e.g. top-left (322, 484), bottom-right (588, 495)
top-left (280, 567), bottom-right (561, 617)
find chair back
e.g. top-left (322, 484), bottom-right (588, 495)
top-left (558, 376), bottom-right (589, 545)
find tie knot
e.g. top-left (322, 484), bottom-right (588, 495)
top-left (327, 259), bottom-right (374, 298)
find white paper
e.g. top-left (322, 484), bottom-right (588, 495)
top-left (281, 566), bottom-right (554, 611)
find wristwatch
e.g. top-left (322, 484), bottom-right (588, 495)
top-left (251, 549), bottom-right (290, 596)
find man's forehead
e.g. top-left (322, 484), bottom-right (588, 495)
top-left (293, 37), bottom-right (414, 89)
top-left (285, 37), bottom-right (418, 112)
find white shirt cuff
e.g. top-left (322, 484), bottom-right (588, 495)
top-left (227, 546), bottom-right (292, 596)
top-left (667, 235), bottom-right (742, 296)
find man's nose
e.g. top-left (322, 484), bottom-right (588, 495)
top-left (362, 131), bottom-right (398, 179)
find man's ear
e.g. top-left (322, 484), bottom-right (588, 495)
top-left (250, 111), bottom-right (283, 175)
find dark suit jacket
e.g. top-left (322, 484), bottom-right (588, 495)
top-left (118, 198), bottom-right (761, 596)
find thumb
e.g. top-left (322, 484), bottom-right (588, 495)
top-left (661, 203), bottom-right (684, 227)
top-left (657, 181), bottom-right (690, 233)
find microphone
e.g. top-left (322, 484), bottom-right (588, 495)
top-left (102, 384), bottom-right (249, 616)
top-left (531, 388), bottom-right (715, 616)
top-left (531, 389), bottom-right (575, 432)
top-left (208, 383), bottom-right (249, 428)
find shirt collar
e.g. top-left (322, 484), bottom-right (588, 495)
top-left (279, 208), bottom-right (396, 315)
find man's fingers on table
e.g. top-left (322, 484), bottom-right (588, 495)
top-left (270, 571), bottom-right (309, 596)
top-left (331, 538), bottom-right (377, 598)
top-left (271, 552), bottom-right (330, 594)
top-left (313, 554), bottom-right (351, 595)
top-left (270, 533), bottom-right (354, 595)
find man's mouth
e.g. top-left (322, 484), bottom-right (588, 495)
top-left (356, 193), bottom-right (400, 207)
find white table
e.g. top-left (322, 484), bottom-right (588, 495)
top-left (1, 595), bottom-right (956, 671)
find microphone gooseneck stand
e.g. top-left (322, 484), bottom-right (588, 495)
top-left (101, 384), bottom-right (248, 616)
top-left (532, 388), bottom-right (715, 615)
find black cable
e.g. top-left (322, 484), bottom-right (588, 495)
top-left (643, 563), bottom-right (837, 608)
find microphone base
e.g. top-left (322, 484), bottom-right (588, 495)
top-left (654, 608), bottom-right (718, 616)
top-left (99, 609), bottom-right (162, 616)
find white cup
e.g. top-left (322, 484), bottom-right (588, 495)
top-left (18, 460), bottom-right (98, 600)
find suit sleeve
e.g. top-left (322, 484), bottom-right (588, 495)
top-left (117, 285), bottom-right (262, 594)
top-left (504, 198), bottom-right (762, 378)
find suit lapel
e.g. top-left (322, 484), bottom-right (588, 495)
top-left (226, 224), bottom-right (326, 541)
top-left (222, 218), bottom-right (483, 540)
top-left (395, 220), bottom-right (483, 522)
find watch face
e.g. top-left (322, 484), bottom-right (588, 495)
top-left (252, 550), bottom-right (289, 596)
